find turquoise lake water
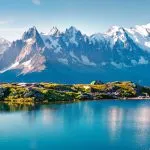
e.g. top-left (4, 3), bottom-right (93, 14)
top-left (0, 100), bottom-right (150, 150)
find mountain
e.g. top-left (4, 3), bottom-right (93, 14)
top-left (0, 37), bottom-right (10, 55)
top-left (0, 23), bottom-right (150, 85)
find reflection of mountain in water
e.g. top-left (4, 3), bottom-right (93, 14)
top-left (1, 101), bottom-right (150, 132)
top-left (1, 100), bottom-right (150, 149)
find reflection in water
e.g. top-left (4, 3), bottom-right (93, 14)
top-left (135, 107), bottom-right (150, 145)
top-left (0, 102), bottom-right (38, 112)
top-left (42, 108), bottom-right (58, 125)
top-left (137, 107), bottom-right (150, 123)
top-left (83, 102), bottom-right (94, 125)
top-left (0, 101), bottom-right (150, 150)
top-left (108, 107), bottom-right (123, 140)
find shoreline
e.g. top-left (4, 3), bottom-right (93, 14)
top-left (126, 97), bottom-right (150, 100)
top-left (1, 97), bottom-right (150, 106)
top-left (0, 81), bottom-right (150, 104)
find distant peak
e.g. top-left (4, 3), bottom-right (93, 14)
top-left (141, 23), bottom-right (150, 29)
top-left (27, 26), bottom-right (38, 33)
top-left (67, 26), bottom-right (79, 32)
top-left (65, 26), bottom-right (82, 36)
top-left (48, 26), bottom-right (60, 36)
top-left (31, 26), bottom-right (37, 30)
top-left (146, 23), bottom-right (150, 28)
top-left (108, 26), bottom-right (124, 32)
top-left (22, 26), bottom-right (39, 40)
top-left (106, 26), bottom-right (126, 36)
top-left (0, 37), bottom-right (10, 44)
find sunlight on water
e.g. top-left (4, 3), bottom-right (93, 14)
top-left (0, 100), bottom-right (150, 150)
top-left (108, 107), bottom-right (123, 140)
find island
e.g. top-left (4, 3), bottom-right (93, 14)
top-left (0, 81), bottom-right (150, 104)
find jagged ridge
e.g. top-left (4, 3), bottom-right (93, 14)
top-left (0, 23), bottom-right (150, 84)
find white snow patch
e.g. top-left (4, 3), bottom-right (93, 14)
top-left (126, 24), bottom-right (150, 52)
top-left (111, 62), bottom-right (122, 68)
top-left (11, 62), bottom-right (19, 68)
top-left (91, 33), bottom-right (106, 41)
top-left (70, 37), bottom-right (78, 46)
top-left (145, 42), bottom-right (150, 48)
top-left (65, 42), bottom-right (69, 47)
top-left (58, 58), bottom-right (68, 65)
top-left (101, 62), bottom-right (107, 66)
top-left (90, 33), bottom-right (110, 45)
top-left (0, 61), bottom-right (19, 73)
top-left (54, 47), bottom-right (61, 53)
top-left (26, 38), bottom-right (33, 43)
top-left (22, 60), bottom-right (32, 67)
top-left (20, 54), bottom-right (46, 74)
top-left (70, 51), bottom-right (80, 62)
top-left (69, 28), bottom-right (78, 46)
top-left (81, 55), bottom-right (96, 66)
top-left (131, 60), bottom-right (138, 65)
top-left (105, 26), bottom-right (127, 47)
top-left (111, 61), bottom-right (128, 69)
top-left (0, 37), bottom-right (11, 54)
top-left (50, 38), bottom-right (59, 47)
top-left (45, 42), bottom-right (51, 49)
top-left (41, 34), bottom-right (62, 53)
top-left (138, 56), bottom-right (148, 65)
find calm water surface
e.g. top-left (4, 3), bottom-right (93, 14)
top-left (0, 100), bottom-right (150, 150)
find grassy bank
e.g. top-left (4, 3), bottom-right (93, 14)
top-left (0, 81), bottom-right (149, 104)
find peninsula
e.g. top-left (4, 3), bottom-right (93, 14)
top-left (0, 81), bottom-right (150, 104)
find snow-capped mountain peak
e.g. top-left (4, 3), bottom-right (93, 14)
top-left (0, 37), bottom-right (10, 44)
top-left (22, 26), bottom-right (40, 41)
top-left (105, 26), bottom-right (128, 45)
top-left (64, 26), bottom-right (84, 45)
top-left (0, 37), bottom-right (11, 54)
top-left (140, 23), bottom-right (150, 30)
top-left (106, 26), bottom-right (126, 37)
top-left (65, 26), bottom-right (81, 35)
top-left (48, 26), bottom-right (61, 37)
top-left (0, 23), bottom-right (150, 84)
top-left (126, 23), bottom-right (150, 52)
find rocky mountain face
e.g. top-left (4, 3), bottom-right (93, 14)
top-left (0, 24), bottom-right (150, 85)
top-left (0, 37), bottom-right (10, 57)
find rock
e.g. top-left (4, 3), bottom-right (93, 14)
top-left (81, 93), bottom-right (93, 100)
top-left (0, 87), bottom-right (9, 100)
top-left (24, 91), bottom-right (33, 98)
top-left (31, 89), bottom-right (45, 101)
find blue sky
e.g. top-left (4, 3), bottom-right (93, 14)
top-left (0, 0), bottom-right (150, 41)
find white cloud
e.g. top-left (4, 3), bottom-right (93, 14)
top-left (32, 0), bottom-right (41, 5)
top-left (0, 20), bottom-right (13, 25)
top-left (0, 21), bottom-right (9, 25)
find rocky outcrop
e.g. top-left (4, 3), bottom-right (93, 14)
top-left (0, 87), bottom-right (9, 100)
top-left (0, 81), bottom-right (149, 103)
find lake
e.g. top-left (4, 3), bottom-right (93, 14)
top-left (0, 100), bottom-right (150, 150)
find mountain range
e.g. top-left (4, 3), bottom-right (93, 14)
top-left (0, 23), bottom-right (150, 85)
